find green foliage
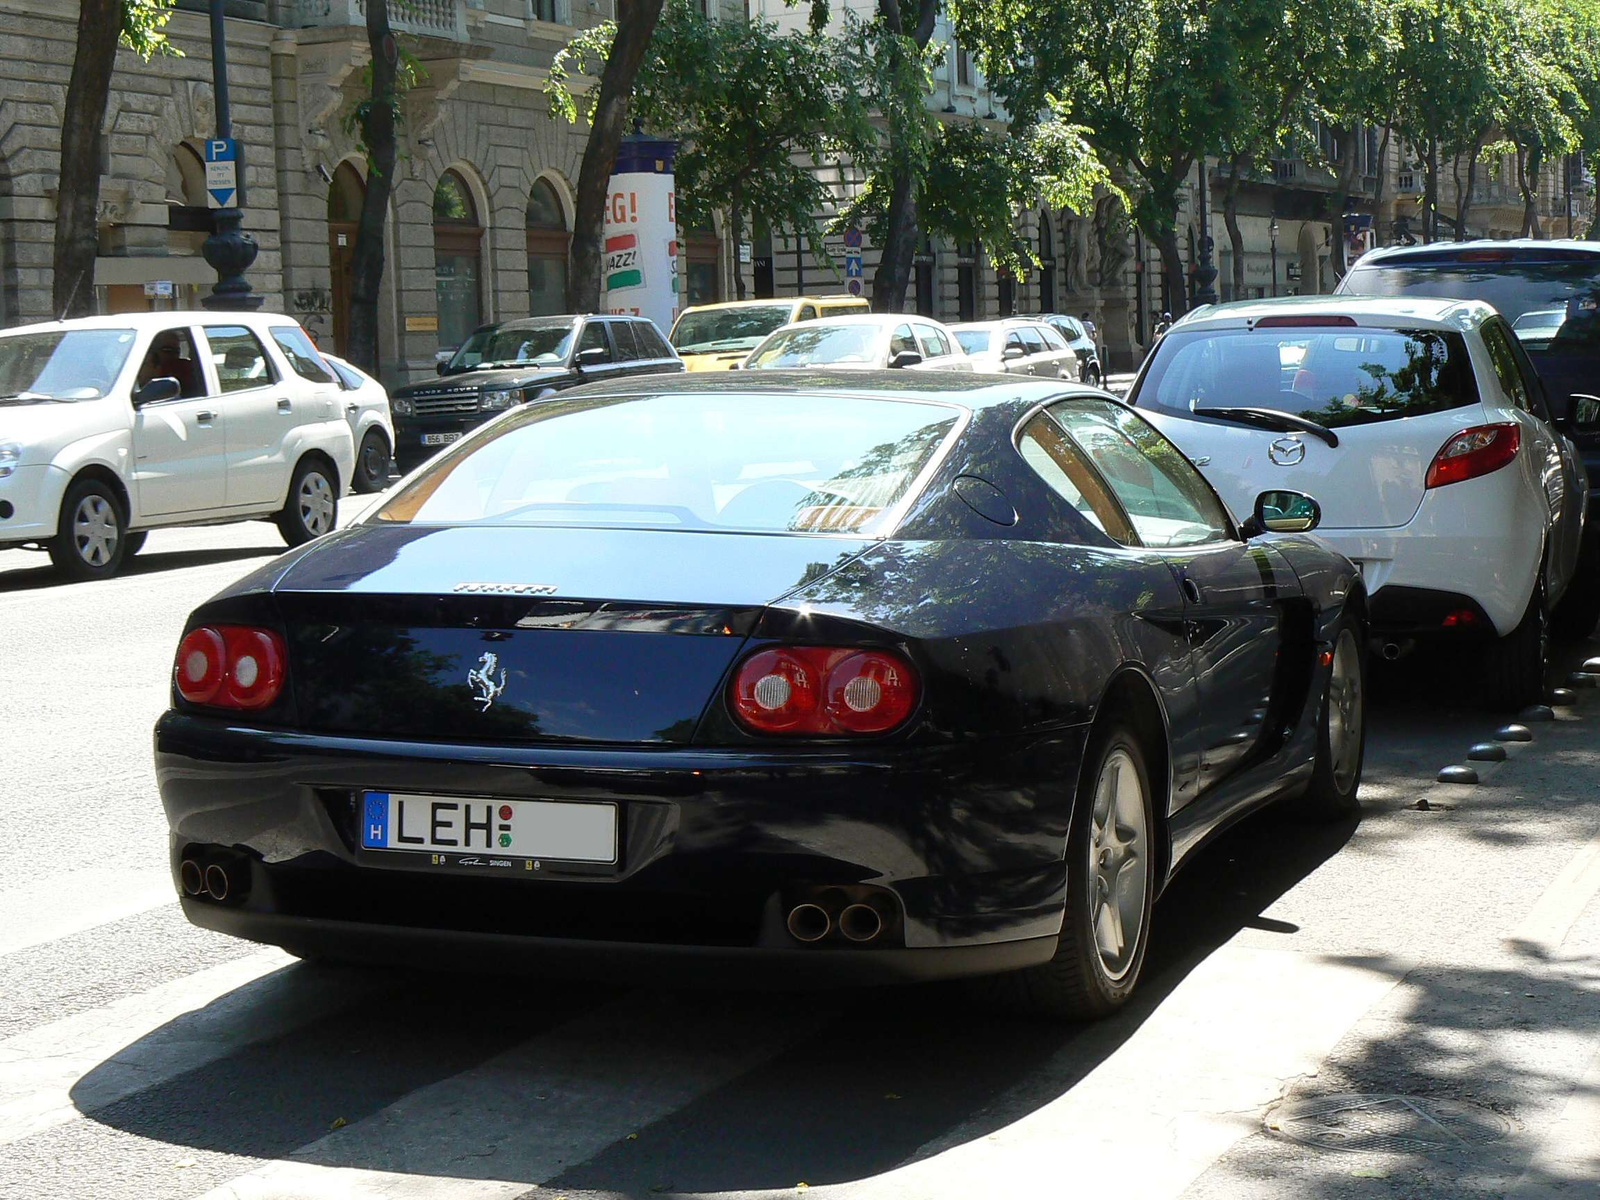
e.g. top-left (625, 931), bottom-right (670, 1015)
top-left (343, 49), bottom-right (426, 170)
top-left (118, 0), bottom-right (181, 60)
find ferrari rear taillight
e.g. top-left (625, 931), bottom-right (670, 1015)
top-left (1425, 423), bottom-right (1520, 489)
top-left (175, 625), bottom-right (286, 710)
top-left (730, 646), bottom-right (919, 736)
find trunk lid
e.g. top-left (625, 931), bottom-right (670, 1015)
top-left (270, 524), bottom-right (870, 744)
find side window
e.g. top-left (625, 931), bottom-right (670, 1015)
top-left (609, 321), bottom-right (642, 361)
top-left (269, 326), bottom-right (336, 384)
top-left (914, 324), bottom-right (945, 359)
top-left (636, 322), bottom-right (672, 359)
top-left (1039, 325), bottom-right (1068, 351)
top-left (327, 358), bottom-right (363, 391)
top-left (1051, 400), bottom-right (1233, 548)
top-left (135, 327), bottom-right (204, 399)
top-left (1017, 414), bottom-right (1136, 545)
top-left (1499, 320), bottom-right (1552, 419)
top-left (890, 324), bottom-right (918, 357)
top-left (1481, 321), bottom-right (1531, 410)
top-left (797, 305), bottom-right (819, 322)
top-left (1018, 326), bottom-right (1047, 355)
top-left (203, 326), bottom-right (277, 394)
top-left (577, 321), bottom-right (612, 361)
top-left (1005, 331), bottom-right (1027, 357)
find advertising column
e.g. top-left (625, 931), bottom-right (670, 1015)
top-left (603, 133), bottom-right (679, 333)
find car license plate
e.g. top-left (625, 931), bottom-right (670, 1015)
top-left (420, 431), bottom-right (462, 446)
top-left (359, 792), bottom-right (617, 863)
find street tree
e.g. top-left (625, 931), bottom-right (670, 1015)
top-left (53, 0), bottom-right (178, 319)
top-left (546, 0), bottom-right (668, 312)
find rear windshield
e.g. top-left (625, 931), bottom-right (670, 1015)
top-left (1135, 326), bottom-right (1479, 428)
top-left (1343, 261), bottom-right (1600, 352)
top-left (375, 391), bottom-right (963, 535)
top-left (670, 305), bottom-right (794, 354)
top-left (748, 325), bottom-right (879, 368)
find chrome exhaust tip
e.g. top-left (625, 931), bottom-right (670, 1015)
top-left (179, 859), bottom-right (204, 897)
top-left (786, 903), bottom-right (832, 943)
top-left (203, 862), bottom-right (231, 902)
top-left (1381, 642), bottom-right (1403, 661)
top-left (837, 902), bottom-right (884, 944)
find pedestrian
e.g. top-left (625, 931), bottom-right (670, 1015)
top-left (1079, 310), bottom-right (1097, 341)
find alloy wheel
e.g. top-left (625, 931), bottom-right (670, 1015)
top-left (298, 471), bottom-right (335, 536)
top-left (1088, 746), bottom-right (1149, 981)
top-left (73, 495), bottom-right (119, 567)
top-left (1327, 628), bottom-right (1364, 793)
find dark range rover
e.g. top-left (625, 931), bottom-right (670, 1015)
top-left (390, 314), bottom-right (683, 470)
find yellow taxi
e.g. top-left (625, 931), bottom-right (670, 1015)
top-left (668, 296), bottom-right (869, 371)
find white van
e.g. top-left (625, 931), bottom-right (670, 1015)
top-left (0, 312), bottom-right (356, 580)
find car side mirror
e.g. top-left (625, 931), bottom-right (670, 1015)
top-left (436, 361), bottom-right (446, 375)
top-left (1002, 345), bottom-right (1025, 361)
top-left (576, 346), bottom-right (609, 369)
top-left (132, 377), bottom-right (181, 406)
top-left (889, 349), bottom-right (923, 369)
top-left (1243, 489), bottom-right (1322, 537)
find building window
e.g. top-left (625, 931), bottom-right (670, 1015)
top-left (687, 222), bottom-right (722, 306)
top-left (957, 241), bottom-right (978, 322)
top-left (956, 46), bottom-right (972, 89)
top-left (530, 0), bottom-right (571, 23)
top-left (526, 178), bottom-right (569, 317)
top-left (914, 234), bottom-right (936, 317)
top-left (433, 170), bottom-right (483, 352)
top-left (1038, 212), bottom-right (1056, 313)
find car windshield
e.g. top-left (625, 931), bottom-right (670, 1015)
top-left (671, 305), bottom-right (794, 354)
top-left (748, 325), bottom-right (879, 368)
top-left (0, 328), bottom-right (137, 402)
top-left (1343, 261), bottom-right (1600, 352)
top-left (447, 322), bottom-right (575, 371)
top-left (375, 391), bottom-right (962, 535)
top-left (1136, 326), bottom-right (1479, 428)
top-left (954, 330), bottom-right (994, 355)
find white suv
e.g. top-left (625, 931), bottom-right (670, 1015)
top-left (0, 312), bottom-right (357, 580)
top-left (1127, 295), bottom-right (1592, 709)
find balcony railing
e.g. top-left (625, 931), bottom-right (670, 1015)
top-left (289, 0), bottom-right (467, 41)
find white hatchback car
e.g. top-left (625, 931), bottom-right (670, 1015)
top-left (950, 319), bottom-right (1078, 379)
top-left (322, 353), bottom-right (395, 493)
top-left (743, 314), bottom-right (973, 372)
top-left (1126, 296), bottom-right (1592, 709)
top-left (0, 312), bottom-right (357, 580)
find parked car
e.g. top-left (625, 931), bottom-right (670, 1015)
top-left (321, 353), bottom-right (395, 494)
top-left (0, 312), bottom-right (356, 581)
top-left (951, 319), bottom-right (1079, 379)
top-left (389, 314), bottom-right (682, 471)
top-left (1338, 240), bottom-right (1600, 631)
top-left (159, 371), bottom-right (1363, 1019)
top-left (744, 314), bottom-right (972, 371)
top-left (669, 295), bottom-right (870, 371)
top-left (1126, 295), bottom-right (1593, 708)
top-left (1037, 313), bottom-right (1105, 385)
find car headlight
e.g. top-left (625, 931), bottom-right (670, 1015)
top-left (390, 396), bottom-right (414, 417)
top-left (481, 389), bottom-right (514, 412)
top-left (0, 443), bottom-right (20, 479)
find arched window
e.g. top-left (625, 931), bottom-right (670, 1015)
top-left (165, 144), bottom-right (208, 255)
top-left (1038, 212), bottom-right (1056, 312)
top-left (526, 178), bottom-right (569, 316)
top-left (433, 170), bottom-right (483, 350)
top-left (327, 162), bottom-right (365, 355)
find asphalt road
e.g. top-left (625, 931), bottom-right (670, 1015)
top-left (1, 503), bottom-right (1597, 1200)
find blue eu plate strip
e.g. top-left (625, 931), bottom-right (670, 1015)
top-left (361, 791), bottom-right (389, 848)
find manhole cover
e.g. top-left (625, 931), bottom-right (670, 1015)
top-left (1269, 1094), bottom-right (1514, 1155)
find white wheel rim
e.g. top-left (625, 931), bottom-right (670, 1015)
top-left (73, 495), bottom-right (119, 567)
top-left (1328, 629), bottom-right (1363, 792)
top-left (298, 471), bottom-right (335, 535)
top-left (1089, 746), bottom-right (1149, 981)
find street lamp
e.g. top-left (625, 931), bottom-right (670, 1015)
top-left (1269, 218), bottom-right (1279, 299)
top-left (200, 0), bottom-right (260, 311)
top-left (1193, 157), bottom-right (1218, 306)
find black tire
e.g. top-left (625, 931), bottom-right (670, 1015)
top-left (1300, 619), bottom-right (1365, 821)
top-left (47, 477), bottom-right (127, 581)
top-left (1552, 531), bottom-right (1600, 640)
top-left (1482, 584), bottom-right (1548, 711)
top-left (350, 428), bottom-right (392, 494)
top-left (123, 531), bottom-right (148, 558)
top-left (275, 457), bottom-right (339, 548)
top-left (983, 722), bottom-right (1156, 1019)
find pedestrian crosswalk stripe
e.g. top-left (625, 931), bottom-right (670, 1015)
top-left (0, 868), bottom-right (175, 958)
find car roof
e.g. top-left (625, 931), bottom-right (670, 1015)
top-left (772, 313), bottom-right (941, 330)
top-left (558, 368), bottom-right (1102, 413)
top-left (1170, 293), bottom-right (1495, 333)
top-left (1352, 238), bottom-right (1600, 269)
top-left (0, 310), bottom-right (305, 336)
top-left (680, 296), bottom-right (865, 315)
top-left (948, 322), bottom-right (1002, 333)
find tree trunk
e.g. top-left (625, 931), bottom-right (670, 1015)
top-left (1327, 126), bottom-right (1363, 282)
top-left (1143, 219), bottom-right (1184, 318)
top-left (566, 0), bottom-right (667, 313)
top-left (1423, 139), bottom-right (1439, 243)
top-left (52, 0), bottom-right (121, 319)
top-left (347, 0), bottom-right (398, 375)
top-left (868, 0), bottom-right (938, 314)
top-left (1455, 134), bottom-right (1485, 241)
top-left (1223, 155), bottom-right (1245, 299)
top-left (729, 175), bottom-right (745, 301)
top-left (1517, 141), bottom-right (1543, 239)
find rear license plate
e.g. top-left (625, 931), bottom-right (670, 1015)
top-left (420, 431), bottom-right (462, 446)
top-left (359, 792), bottom-right (617, 864)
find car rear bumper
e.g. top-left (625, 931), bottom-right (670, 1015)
top-left (156, 713), bottom-right (1086, 979)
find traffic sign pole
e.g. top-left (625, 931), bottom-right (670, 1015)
top-left (200, 0), bottom-right (260, 311)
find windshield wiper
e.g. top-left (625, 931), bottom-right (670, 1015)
top-left (1194, 406), bottom-right (1340, 448)
top-left (0, 391), bottom-right (67, 404)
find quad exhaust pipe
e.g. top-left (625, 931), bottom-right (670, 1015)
top-left (786, 903), bottom-right (831, 943)
top-left (784, 893), bottom-right (894, 946)
top-left (180, 853), bottom-right (248, 904)
top-left (838, 902), bottom-right (884, 944)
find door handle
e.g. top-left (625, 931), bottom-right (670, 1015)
top-left (345, 402), bottom-right (359, 416)
top-left (1182, 576), bottom-right (1204, 605)
top-left (195, 410), bottom-right (215, 424)
top-left (277, 398), bottom-right (293, 414)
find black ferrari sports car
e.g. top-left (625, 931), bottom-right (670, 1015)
top-left (157, 372), bottom-right (1366, 1017)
